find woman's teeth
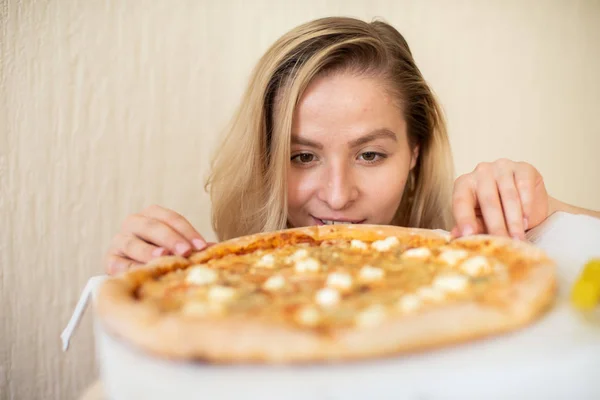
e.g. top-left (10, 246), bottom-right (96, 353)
top-left (321, 220), bottom-right (354, 225)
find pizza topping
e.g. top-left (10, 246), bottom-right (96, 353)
top-left (287, 249), bottom-right (309, 263)
top-left (256, 254), bottom-right (276, 268)
top-left (355, 304), bottom-right (387, 328)
top-left (359, 265), bottom-right (385, 281)
top-left (397, 294), bottom-right (421, 313)
top-left (416, 286), bottom-right (445, 302)
top-left (295, 306), bottom-right (321, 326)
top-left (186, 265), bottom-right (218, 286)
top-left (207, 285), bottom-right (236, 303)
top-left (438, 248), bottom-right (469, 266)
top-left (315, 287), bottom-right (341, 307)
top-left (432, 273), bottom-right (469, 293)
top-left (402, 247), bottom-right (432, 259)
top-left (326, 272), bottom-right (353, 290)
top-left (460, 256), bottom-right (491, 276)
top-left (350, 239), bottom-right (368, 250)
top-left (181, 301), bottom-right (211, 317)
top-left (294, 257), bottom-right (320, 273)
top-left (371, 236), bottom-right (400, 251)
top-left (262, 275), bottom-right (285, 291)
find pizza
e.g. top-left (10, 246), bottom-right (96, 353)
top-left (96, 224), bottom-right (557, 363)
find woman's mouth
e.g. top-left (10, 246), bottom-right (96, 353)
top-left (312, 216), bottom-right (366, 225)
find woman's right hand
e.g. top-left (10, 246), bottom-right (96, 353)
top-left (105, 205), bottom-right (209, 275)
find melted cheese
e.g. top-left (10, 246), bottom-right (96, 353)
top-left (287, 249), bottom-right (309, 263)
top-left (359, 265), bottom-right (385, 281)
top-left (397, 294), bottom-right (422, 313)
top-left (295, 306), bottom-right (320, 326)
top-left (438, 248), bottom-right (469, 266)
top-left (186, 265), bottom-right (218, 285)
top-left (326, 272), bottom-right (353, 290)
top-left (256, 254), bottom-right (276, 268)
top-left (207, 285), bottom-right (236, 302)
top-left (355, 304), bottom-right (387, 327)
top-left (460, 256), bottom-right (490, 276)
top-left (432, 273), bottom-right (469, 293)
top-left (294, 257), bottom-right (320, 273)
top-left (402, 247), bottom-right (432, 259)
top-left (315, 287), bottom-right (341, 307)
top-left (416, 286), bottom-right (445, 302)
top-left (262, 275), bottom-right (285, 291)
top-left (371, 236), bottom-right (400, 252)
top-left (350, 239), bottom-right (368, 250)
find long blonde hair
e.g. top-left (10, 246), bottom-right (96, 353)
top-left (206, 17), bottom-right (455, 241)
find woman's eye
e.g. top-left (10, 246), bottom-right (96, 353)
top-left (291, 153), bottom-right (315, 164)
top-left (359, 152), bottom-right (385, 163)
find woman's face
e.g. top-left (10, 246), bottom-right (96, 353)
top-left (286, 72), bottom-right (418, 228)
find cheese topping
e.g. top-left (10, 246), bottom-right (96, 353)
top-left (295, 306), bottom-right (321, 326)
top-left (208, 285), bottom-right (236, 303)
top-left (256, 254), bottom-right (276, 268)
top-left (294, 257), bottom-right (320, 273)
top-left (350, 239), bottom-right (368, 250)
top-left (287, 249), bottom-right (309, 263)
top-left (438, 248), bottom-right (469, 266)
top-left (371, 236), bottom-right (400, 251)
top-left (359, 265), bottom-right (385, 281)
top-left (460, 256), bottom-right (490, 276)
top-left (432, 273), bottom-right (469, 293)
top-left (186, 265), bottom-right (218, 285)
top-left (181, 301), bottom-right (210, 317)
top-left (397, 294), bottom-right (422, 313)
top-left (143, 232), bottom-right (525, 332)
top-left (315, 287), bottom-right (341, 307)
top-left (262, 275), bottom-right (285, 291)
top-left (326, 272), bottom-right (353, 290)
top-left (416, 286), bottom-right (445, 302)
top-left (402, 247), bottom-right (432, 259)
top-left (355, 304), bottom-right (387, 327)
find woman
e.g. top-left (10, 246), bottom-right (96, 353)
top-left (105, 17), bottom-right (599, 274)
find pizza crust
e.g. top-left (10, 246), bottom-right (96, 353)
top-left (96, 226), bottom-right (556, 363)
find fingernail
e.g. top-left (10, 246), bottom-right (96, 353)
top-left (152, 247), bottom-right (166, 257)
top-left (462, 225), bottom-right (474, 237)
top-left (192, 238), bottom-right (206, 250)
top-left (523, 218), bottom-right (529, 231)
top-left (175, 242), bottom-right (191, 256)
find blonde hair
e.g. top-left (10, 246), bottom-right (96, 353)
top-left (206, 17), bottom-right (455, 241)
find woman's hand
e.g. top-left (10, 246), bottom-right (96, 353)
top-left (105, 205), bottom-right (209, 275)
top-left (451, 159), bottom-right (552, 240)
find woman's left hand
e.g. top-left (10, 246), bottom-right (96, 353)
top-left (452, 159), bottom-right (552, 240)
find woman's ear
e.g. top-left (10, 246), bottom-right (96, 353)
top-left (410, 145), bottom-right (420, 170)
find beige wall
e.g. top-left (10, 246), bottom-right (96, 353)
top-left (1, 0), bottom-right (599, 398)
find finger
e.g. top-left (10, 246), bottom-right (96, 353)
top-left (475, 168), bottom-right (509, 237)
top-left (105, 254), bottom-right (142, 275)
top-left (142, 205), bottom-right (207, 250)
top-left (514, 163), bottom-right (537, 229)
top-left (451, 217), bottom-right (486, 239)
top-left (124, 214), bottom-right (193, 256)
top-left (496, 168), bottom-right (525, 240)
top-left (452, 175), bottom-right (478, 237)
top-left (115, 233), bottom-right (168, 263)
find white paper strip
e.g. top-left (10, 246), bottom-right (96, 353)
top-left (61, 275), bottom-right (107, 351)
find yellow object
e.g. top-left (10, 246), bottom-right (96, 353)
top-left (571, 259), bottom-right (600, 310)
top-left (581, 259), bottom-right (600, 281)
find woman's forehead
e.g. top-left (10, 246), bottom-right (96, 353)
top-left (290, 73), bottom-right (406, 143)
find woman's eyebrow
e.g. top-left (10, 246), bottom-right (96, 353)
top-left (349, 129), bottom-right (397, 147)
top-left (290, 128), bottom-right (397, 149)
top-left (291, 136), bottom-right (323, 149)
